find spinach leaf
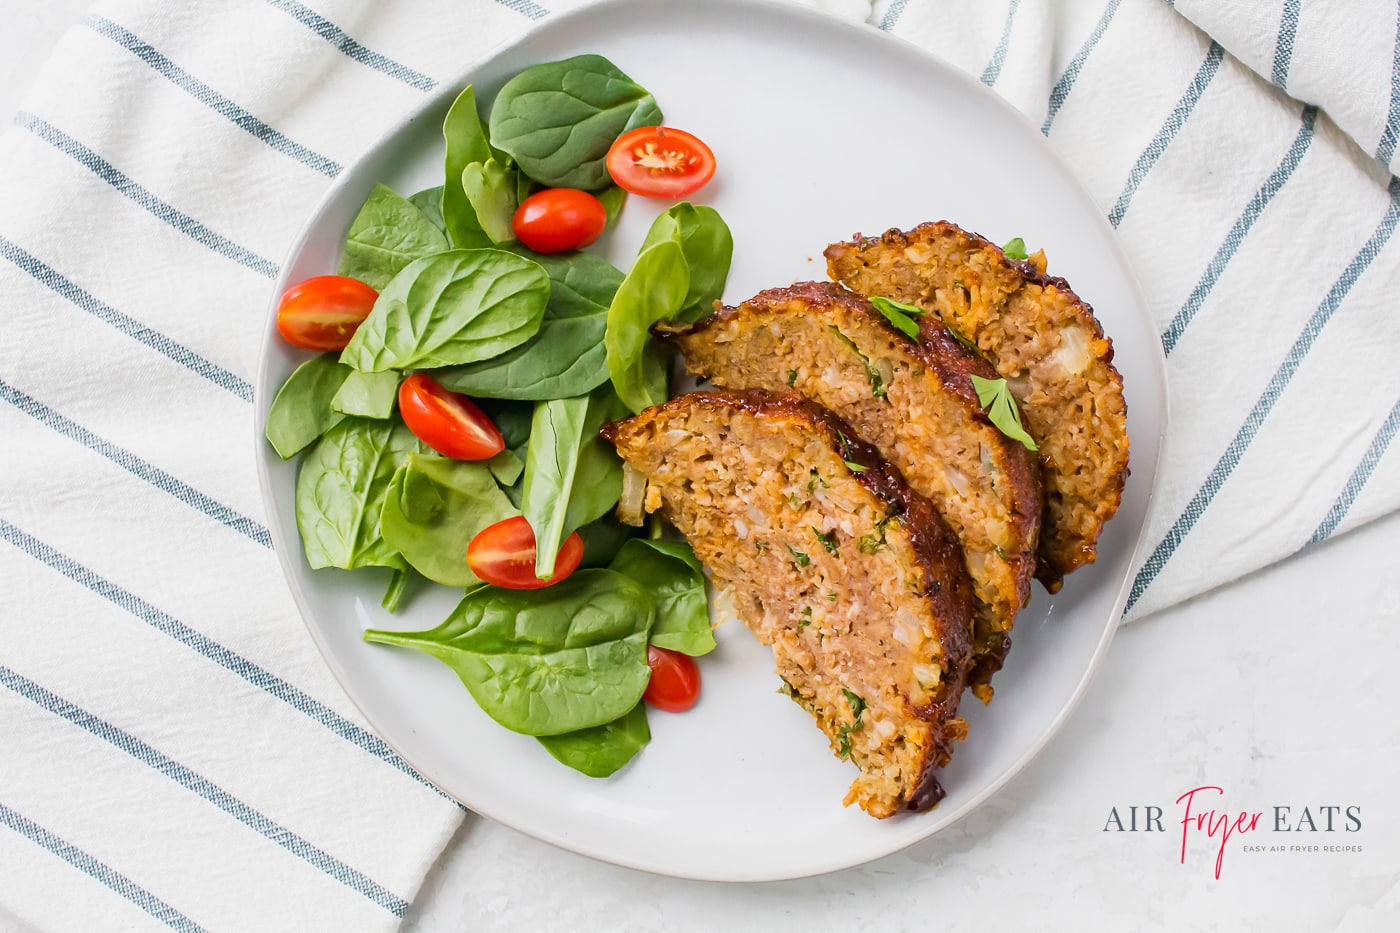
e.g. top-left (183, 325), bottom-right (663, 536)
top-left (598, 186), bottom-right (626, 228)
top-left (576, 516), bottom-right (637, 568)
top-left (295, 417), bottom-right (425, 570)
top-left (379, 454), bottom-right (517, 586)
top-left (382, 567), bottom-right (414, 613)
top-left (337, 183), bottom-right (449, 290)
top-left (442, 85), bottom-right (496, 250)
top-left (486, 447), bottom-right (524, 487)
top-left (639, 202), bottom-right (733, 319)
top-left (488, 54), bottom-right (662, 190)
top-left (610, 538), bottom-right (715, 656)
top-left (461, 158), bottom-right (517, 245)
top-left (362, 569), bottom-right (655, 735)
top-left (330, 369), bottom-right (399, 419)
top-left (536, 702), bottom-right (649, 777)
top-left (521, 386), bottom-right (630, 578)
top-left (264, 354), bottom-right (352, 459)
top-left (435, 251), bottom-right (622, 400)
top-left (604, 238), bottom-right (688, 413)
top-left (476, 398), bottom-right (534, 450)
top-left (408, 186), bottom-right (447, 237)
top-left (339, 249), bottom-right (549, 372)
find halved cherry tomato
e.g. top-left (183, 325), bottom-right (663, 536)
top-left (512, 188), bottom-right (607, 254)
top-left (276, 275), bottom-right (378, 351)
top-left (398, 374), bottom-right (504, 461)
top-left (466, 516), bottom-right (584, 589)
top-left (643, 645), bottom-right (701, 713)
top-left (606, 126), bottom-right (716, 199)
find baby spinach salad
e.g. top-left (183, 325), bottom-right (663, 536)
top-left (265, 54), bottom-right (728, 778)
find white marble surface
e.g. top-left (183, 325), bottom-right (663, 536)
top-left (6, 4), bottom-right (1399, 932)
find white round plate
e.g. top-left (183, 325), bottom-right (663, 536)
top-left (255, 0), bottom-right (1167, 883)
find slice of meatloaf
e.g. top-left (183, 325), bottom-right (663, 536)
top-left (603, 389), bottom-right (975, 818)
top-left (826, 222), bottom-right (1129, 591)
top-left (660, 282), bottom-right (1040, 699)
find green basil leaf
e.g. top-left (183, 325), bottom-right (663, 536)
top-left (337, 183), bottom-right (449, 290)
top-left (264, 354), bottom-right (352, 459)
top-left (1002, 237), bottom-right (1028, 260)
top-left (461, 158), bottom-right (518, 245)
top-left (639, 202), bottom-right (733, 318)
top-left (610, 538), bottom-right (715, 657)
top-left (379, 454), bottom-right (518, 586)
top-left (363, 569), bottom-right (655, 735)
top-left (435, 251), bottom-right (622, 400)
top-left (340, 249), bottom-right (549, 372)
top-left (970, 374), bottom-right (1039, 451)
top-left (295, 417), bottom-right (426, 570)
top-left (605, 239), bottom-right (689, 413)
top-left (408, 186), bottom-right (447, 237)
top-left (868, 295), bottom-right (924, 340)
top-left (487, 54), bottom-right (662, 190)
top-left (330, 369), bottom-right (399, 419)
top-left (536, 702), bottom-right (650, 777)
top-left (442, 85), bottom-right (495, 250)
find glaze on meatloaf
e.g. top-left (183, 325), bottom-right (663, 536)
top-left (826, 222), bottom-right (1129, 590)
top-left (603, 389), bottom-right (975, 817)
top-left (660, 282), bottom-right (1041, 698)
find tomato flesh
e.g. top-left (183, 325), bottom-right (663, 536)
top-left (512, 188), bottom-right (607, 254)
top-left (606, 126), bottom-right (716, 199)
top-left (643, 645), bottom-right (700, 712)
top-left (276, 275), bottom-right (378, 351)
top-left (398, 374), bottom-right (504, 461)
top-left (467, 516), bottom-right (584, 589)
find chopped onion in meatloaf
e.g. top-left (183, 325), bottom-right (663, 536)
top-left (661, 281), bottom-right (1041, 699)
top-left (603, 389), bottom-right (975, 818)
top-left (826, 222), bottom-right (1129, 591)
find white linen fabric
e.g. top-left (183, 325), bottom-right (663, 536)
top-left (1, 0), bottom-right (1397, 928)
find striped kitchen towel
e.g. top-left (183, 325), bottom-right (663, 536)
top-left (1, 0), bottom-right (1397, 928)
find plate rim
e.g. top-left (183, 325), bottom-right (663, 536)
top-left (253, 0), bottom-right (1171, 882)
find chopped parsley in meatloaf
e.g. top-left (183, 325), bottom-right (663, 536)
top-left (826, 222), bottom-right (1129, 591)
top-left (603, 389), bottom-right (975, 818)
top-left (661, 282), bottom-right (1041, 700)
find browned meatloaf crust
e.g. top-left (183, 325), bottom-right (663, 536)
top-left (603, 389), bottom-right (975, 817)
top-left (826, 222), bottom-right (1129, 590)
top-left (660, 282), bottom-right (1041, 699)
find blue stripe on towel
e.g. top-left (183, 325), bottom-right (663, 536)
top-left (263, 0), bottom-right (437, 91)
top-left (1161, 105), bottom-right (1317, 356)
top-left (13, 112), bottom-right (278, 279)
top-left (0, 800), bottom-right (207, 932)
top-left (1042, 0), bottom-right (1122, 135)
top-left (0, 379), bottom-right (271, 548)
top-left (1108, 41), bottom-right (1225, 228)
top-left (981, 0), bottom-right (1022, 87)
top-left (0, 665), bottom-right (408, 916)
top-left (1373, 8), bottom-right (1400, 166)
top-left (0, 518), bottom-right (457, 806)
top-left (0, 236), bottom-right (254, 402)
top-left (879, 0), bottom-right (909, 32)
top-left (1272, 0), bottom-right (1302, 89)
top-left (1310, 398), bottom-right (1400, 543)
top-left (494, 0), bottom-right (549, 20)
top-left (1128, 178), bottom-right (1400, 613)
top-left (84, 15), bottom-right (341, 178)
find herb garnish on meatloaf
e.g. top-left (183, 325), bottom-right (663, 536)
top-left (661, 282), bottom-right (1041, 698)
top-left (826, 222), bottom-right (1129, 591)
top-left (603, 389), bottom-right (975, 817)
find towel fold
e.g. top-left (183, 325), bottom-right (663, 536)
top-left (2, 0), bottom-right (1397, 927)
